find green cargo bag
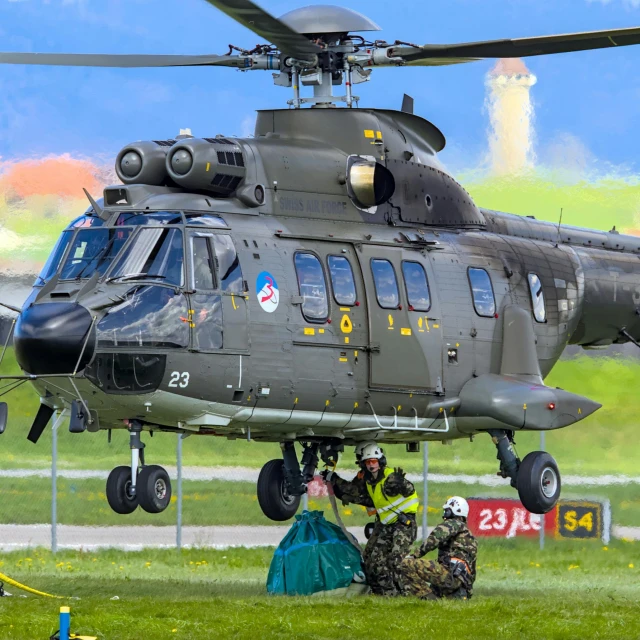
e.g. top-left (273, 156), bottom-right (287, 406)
top-left (267, 510), bottom-right (363, 596)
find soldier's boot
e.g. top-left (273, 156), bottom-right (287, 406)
top-left (447, 586), bottom-right (470, 600)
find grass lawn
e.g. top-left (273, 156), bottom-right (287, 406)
top-left (0, 540), bottom-right (638, 639)
top-left (0, 476), bottom-right (637, 529)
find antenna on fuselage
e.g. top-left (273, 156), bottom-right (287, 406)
top-left (555, 207), bottom-right (564, 248)
top-left (401, 94), bottom-right (414, 115)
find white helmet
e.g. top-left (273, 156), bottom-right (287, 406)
top-left (355, 441), bottom-right (379, 461)
top-left (443, 496), bottom-right (469, 518)
top-left (360, 442), bottom-right (384, 461)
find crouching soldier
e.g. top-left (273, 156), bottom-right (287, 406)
top-left (400, 496), bottom-right (477, 600)
top-left (322, 442), bottom-right (418, 596)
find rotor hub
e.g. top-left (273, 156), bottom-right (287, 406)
top-left (279, 5), bottom-right (380, 37)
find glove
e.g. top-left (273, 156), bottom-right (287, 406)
top-left (393, 467), bottom-right (406, 479)
top-left (320, 469), bottom-right (336, 483)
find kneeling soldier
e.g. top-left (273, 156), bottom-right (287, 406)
top-left (400, 496), bottom-right (477, 600)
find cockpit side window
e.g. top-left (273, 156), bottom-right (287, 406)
top-left (108, 228), bottom-right (184, 287)
top-left (191, 236), bottom-right (216, 291)
top-left (468, 267), bottom-right (496, 317)
top-left (210, 234), bottom-right (244, 293)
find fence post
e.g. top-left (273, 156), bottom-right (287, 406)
top-left (176, 433), bottom-right (183, 549)
top-left (51, 409), bottom-right (68, 554)
top-left (422, 442), bottom-right (429, 542)
top-left (539, 431), bottom-right (545, 550)
top-left (52, 414), bottom-right (57, 554)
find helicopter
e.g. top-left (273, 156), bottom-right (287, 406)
top-left (1, 0), bottom-right (640, 522)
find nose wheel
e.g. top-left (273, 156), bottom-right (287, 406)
top-left (106, 466), bottom-right (138, 514)
top-left (105, 423), bottom-right (172, 515)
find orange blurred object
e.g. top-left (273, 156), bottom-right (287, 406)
top-left (0, 155), bottom-right (103, 198)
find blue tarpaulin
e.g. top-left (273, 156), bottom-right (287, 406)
top-left (267, 510), bottom-right (363, 596)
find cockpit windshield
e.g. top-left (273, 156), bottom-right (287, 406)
top-left (36, 231), bottom-right (73, 284)
top-left (59, 228), bottom-right (133, 281)
top-left (108, 228), bottom-right (184, 287)
top-left (115, 211), bottom-right (183, 226)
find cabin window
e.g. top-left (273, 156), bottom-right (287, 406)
top-left (468, 267), bottom-right (496, 317)
top-left (528, 273), bottom-right (547, 323)
top-left (327, 255), bottom-right (357, 306)
top-left (211, 235), bottom-right (244, 293)
top-left (191, 236), bottom-right (216, 290)
top-left (402, 261), bottom-right (431, 312)
top-left (371, 259), bottom-right (400, 309)
top-left (294, 252), bottom-right (329, 322)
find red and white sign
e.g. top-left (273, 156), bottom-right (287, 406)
top-left (467, 498), bottom-right (556, 538)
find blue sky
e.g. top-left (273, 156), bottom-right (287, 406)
top-left (1, 0), bottom-right (640, 173)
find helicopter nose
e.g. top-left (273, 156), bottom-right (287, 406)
top-left (14, 303), bottom-right (95, 375)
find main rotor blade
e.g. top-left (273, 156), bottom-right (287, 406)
top-left (202, 0), bottom-right (322, 60)
top-left (0, 52), bottom-right (243, 68)
top-left (401, 25), bottom-right (640, 64)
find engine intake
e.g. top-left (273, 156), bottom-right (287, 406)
top-left (346, 156), bottom-right (395, 210)
top-left (165, 138), bottom-right (246, 196)
top-left (115, 140), bottom-right (177, 185)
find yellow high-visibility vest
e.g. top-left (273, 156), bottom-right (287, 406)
top-left (366, 467), bottom-right (419, 525)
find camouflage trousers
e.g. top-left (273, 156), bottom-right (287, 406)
top-left (362, 517), bottom-right (417, 596)
top-left (398, 557), bottom-right (470, 600)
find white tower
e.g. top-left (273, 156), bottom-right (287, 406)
top-left (486, 58), bottom-right (537, 175)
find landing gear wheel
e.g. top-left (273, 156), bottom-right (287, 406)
top-left (106, 465), bottom-right (138, 514)
top-left (517, 451), bottom-right (561, 514)
top-left (257, 459), bottom-right (301, 521)
top-left (137, 465), bottom-right (172, 514)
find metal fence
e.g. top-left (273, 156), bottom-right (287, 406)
top-left (0, 418), bottom-right (580, 552)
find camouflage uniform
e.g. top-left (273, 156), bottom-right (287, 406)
top-left (332, 467), bottom-right (417, 596)
top-left (399, 518), bottom-right (477, 599)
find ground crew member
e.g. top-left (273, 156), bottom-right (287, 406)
top-left (322, 442), bottom-right (419, 596)
top-left (399, 496), bottom-right (477, 600)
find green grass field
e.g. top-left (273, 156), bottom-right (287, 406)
top-left (2, 349), bottom-right (639, 476)
top-left (464, 173), bottom-right (640, 232)
top-left (0, 540), bottom-right (638, 640)
top-left (0, 476), bottom-right (637, 529)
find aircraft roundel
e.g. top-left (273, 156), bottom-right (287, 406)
top-left (256, 271), bottom-right (279, 313)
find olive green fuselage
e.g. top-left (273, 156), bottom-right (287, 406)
top-left (22, 108), bottom-right (640, 445)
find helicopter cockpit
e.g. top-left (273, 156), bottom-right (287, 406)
top-left (16, 207), bottom-right (247, 387)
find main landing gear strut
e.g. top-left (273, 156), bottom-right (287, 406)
top-left (489, 429), bottom-right (561, 514)
top-left (105, 421), bottom-right (172, 515)
top-left (257, 440), bottom-right (342, 521)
